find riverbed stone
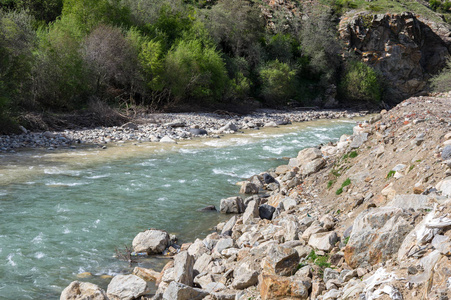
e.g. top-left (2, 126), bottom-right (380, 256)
top-left (301, 158), bottom-right (326, 176)
top-left (187, 239), bottom-right (208, 260)
top-left (308, 231), bottom-right (339, 251)
top-left (297, 148), bottom-right (322, 166)
top-left (259, 204), bottom-right (276, 220)
top-left (132, 267), bottom-right (160, 282)
top-left (261, 244), bottom-right (300, 276)
top-left (243, 200), bottom-right (259, 224)
top-left (259, 274), bottom-right (311, 300)
top-left (219, 197), bottom-right (244, 214)
top-left (221, 215), bottom-right (237, 236)
top-left (106, 274), bottom-right (147, 300)
top-left (442, 145), bottom-right (451, 160)
top-left (231, 260), bottom-right (259, 289)
top-left (60, 281), bottom-right (108, 300)
top-left (173, 251), bottom-right (195, 286)
top-left (193, 253), bottom-right (213, 275)
top-left (132, 229), bottom-right (170, 255)
top-left (163, 281), bottom-right (209, 300)
top-left (239, 181), bottom-right (259, 194)
top-left (344, 207), bottom-right (413, 268)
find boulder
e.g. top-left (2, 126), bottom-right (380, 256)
top-left (187, 239), bottom-right (208, 260)
top-left (242, 200), bottom-right (259, 224)
top-left (160, 136), bottom-right (177, 143)
top-left (193, 253), bottom-right (213, 275)
top-left (344, 207), bottom-right (413, 268)
top-left (162, 281), bottom-right (209, 300)
top-left (60, 281), bottom-right (108, 300)
top-left (219, 197), bottom-right (244, 214)
top-left (132, 267), bottom-right (160, 282)
top-left (259, 274), bottom-right (311, 300)
top-left (218, 122), bottom-right (238, 133)
top-left (442, 145), bottom-right (451, 160)
top-left (231, 260), bottom-right (259, 289)
top-left (106, 274), bottom-right (147, 300)
top-left (221, 215), bottom-right (237, 236)
top-left (214, 238), bottom-right (234, 254)
top-left (387, 194), bottom-right (434, 210)
top-left (261, 244), bottom-right (300, 276)
top-left (296, 148), bottom-right (322, 166)
top-left (132, 229), bottom-right (170, 254)
top-left (263, 173), bottom-right (276, 184)
top-left (436, 177), bottom-right (451, 197)
top-left (239, 181), bottom-right (259, 194)
top-left (308, 231), bottom-right (339, 252)
top-left (301, 158), bottom-right (326, 176)
top-left (189, 128), bottom-right (208, 135)
top-left (301, 222), bottom-right (326, 241)
top-left (164, 120), bottom-right (185, 127)
top-left (350, 133), bottom-right (368, 149)
top-left (173, 251), bottom-right (194, 286)
top-left (259, 204), bottom-right (276, 220)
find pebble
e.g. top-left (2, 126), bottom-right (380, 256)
top-left (0, 110), bottom-right (365, 152)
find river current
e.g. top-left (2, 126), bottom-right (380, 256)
top-left (0, 119), bottom-right (357, 299)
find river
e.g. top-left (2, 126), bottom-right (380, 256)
top-left (0, 119), bottom-right (357, 299)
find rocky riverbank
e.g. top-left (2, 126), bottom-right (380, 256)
top-left (0, 109), bottom-right (365, 153)
top-left (60, 94), bottom-right (451, 300)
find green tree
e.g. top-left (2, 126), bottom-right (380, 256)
top-left (13, 0), bottom-right (63, 24)
top-left (339, 61), bottom-right (382, 103)
top-left (163, 39), bottom-right (227, 103)
top-left (259, 59), bottom-right (296, 104)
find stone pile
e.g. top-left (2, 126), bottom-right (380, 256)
top-left (60, 95), bottom-right (451, 299)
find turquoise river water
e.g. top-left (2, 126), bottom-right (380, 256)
top-left (0, 119), bottom-right (357, 299)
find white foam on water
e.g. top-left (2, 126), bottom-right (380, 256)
top-left (179, 148), bottom-right (199, 154)
top-left (212, 168), bottom-right (237, 177)
top-left (94, 219), bottom-right (100, 224)
top-left (163, 184), bottom-right (171, 188)
top-left (157, 197), bottom-right (167, 201)
top-left (44, 168), bottom-right (81, 176)
top-left (262, 145), bottom-right (294, 155)
top-left (178, 179), bottom-right (186, 183)
top-left (45, 181), bottom-right (87, 187)
top-left (0, 191), bottom-right (7, 197)
top-left (34, 252), bottom-right (45, 259)
top-left (56, 204), bottom-right (70, 213)
top-left (63, 227), bottom-right (71, 234)
top-left (85, 174), bottom-right (110, 179)
top-left (31, 233), bottom-right (44, 244)
top-left (7, 254), bottom-right (16, 266)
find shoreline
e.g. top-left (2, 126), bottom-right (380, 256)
top-left (0, 109), bottom-right (369, 153)
top-left (58, 95), bottom-right (451, 299)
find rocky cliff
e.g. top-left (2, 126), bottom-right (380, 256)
top-left (60, 94), bottom-right (451, 299)
top-left (339, 12), bottom-right (451, 102)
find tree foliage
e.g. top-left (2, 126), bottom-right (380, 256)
top-left (339, 61), bottom-right (382, 103)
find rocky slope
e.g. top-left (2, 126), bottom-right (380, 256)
top-left (60, 94), bottom-right (451, 300)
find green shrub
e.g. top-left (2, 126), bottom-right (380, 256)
top-left (349, 151), bottom-right (358, 158)
top-left (163, 39), bottom-right (227, 102)
top-left (342, 178), bottom-right (351, 187)
top-left (386, 170), bottom-right (396, 179)
top-left (259, 59), bottom-right (296, 104)
top-left (430, 59), bottom-right (451, 92)
top-left (340, 61), bottom-right (382, 103)
top-left (327, 180), bottom-right (334, 189)
top-left (336, 187), bottom-right (343, 195)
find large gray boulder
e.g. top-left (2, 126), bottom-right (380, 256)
top-left (173, 251), bottom-right (195, 286)
top-left (242, 200), bottom-right (259, 224)
top-left (344, 207), bottom-right (413, 268)
top-left (300, 158), bottom-right (326, 176)
top-left (132, 229), bottom-right (170, 254)
top-left (60, 281), bottom-right (108, 300)
top-left (232, 260), bottom-right (259, 289)
top-left (261, 244), bottom-right (300, 276)
top-left (308, 231), bottom-right (339, 252)
top-left (106, 274), bottom-right (147, 300)
top-left (163, 281), bottom-right (209, 300)
top-left (296, 148), bottom-right (322, 166)
top-left (220, 197), bottom-right (244, 214)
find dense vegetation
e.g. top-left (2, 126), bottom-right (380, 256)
top-left (0, 0), bottom-right (448, 130)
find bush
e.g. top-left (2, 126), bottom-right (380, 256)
top-left (430, 59), bottom-right (451, 92)
top-left (259, 59), bottom-right (296, 104)
top-left (340, 61), bottom-right (382, 103)
top-left (163, 39), bottom-right (227, 103)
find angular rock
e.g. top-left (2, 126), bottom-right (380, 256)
top-left (160, 136), bottom-right (176, 143)
top-left (259, 274), bottom-right (311, 300)
top-left (132, 229), bottom-right (170, 254)
top-left (442, 145), bottom-right (451, 160)
top-left (436, 177), bottom-right (451, 197)
top-left (301, 158), bottom-right (326, 176)
top-left (132, 267), bottom-right (159, 282)
top-left (308, 231), bottom-right (339, 252)
top-left (219, 197), bottom-right (244, 214)
top-left (387, 194), bottom-right (433, 210)
top-left (189, 128), bottom-right (207, 135)
top-left (243, 200), bottom-right (259, 224)
top-left (344, 207), bottom-right (413, 268)
top-left (173, 251), bottom-right (194, 286)
top-left (193, 253), bottom-right (213, 275)
top-left (107, 274), bottom-right (147, 300)
top-left (214, 238), bottom-right (234, 254)
top-left (301, 222), bottom-right (326, 241)
top-left (259, 204), bottom-right (276, 220)
top-left (163, 281), bottom-right (209, 300)
top-left (296, 148), bottom-right (322, 166)
top-left (261, 244), bottom-right (300, 276)
top-left (263, 173), bottom-right (276, 184)
top-left (187, 239), bottom-right (208, 260)
top-left (231, 260), bottom-right (259, 289)
top-left (350, 133), bottom-right (368, 149)
top-left (239, 181), bottom-right (259, 194)
top-left (221, 215), bottom-right (237, 236)
top-left (60, 281), bottom-right (108, 300)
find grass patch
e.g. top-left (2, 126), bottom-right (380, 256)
top-left (327, 180), bottom-right (334, 189)
top-left (336, 187), bottom-right (343, 195)
top-left (349, 151), bottom-right (358, 158)
top-left (386, 170), bottom-right (396, 179)
top-left (336, 178), bottom-right (351, 195)
top-left (344, 236), bottom-right (350, 245)
top-left (409, 165), bottom-right (415, 172)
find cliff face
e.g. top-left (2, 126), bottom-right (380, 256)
top-left (339, 12), bottom-right (451, 102)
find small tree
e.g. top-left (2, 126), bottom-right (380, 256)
top-left (339, 61), bottom-right (382, 103)
top-left (259, 59), bottom-right (296, 104)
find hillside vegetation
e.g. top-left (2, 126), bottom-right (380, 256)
top-left (0, 0), bottom-right (450, 132)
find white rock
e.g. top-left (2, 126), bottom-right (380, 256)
top-left (107, 275), bottom-right (147, 300)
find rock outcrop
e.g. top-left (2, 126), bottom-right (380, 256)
top-left (340, 12), bottom-right (451, 101)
